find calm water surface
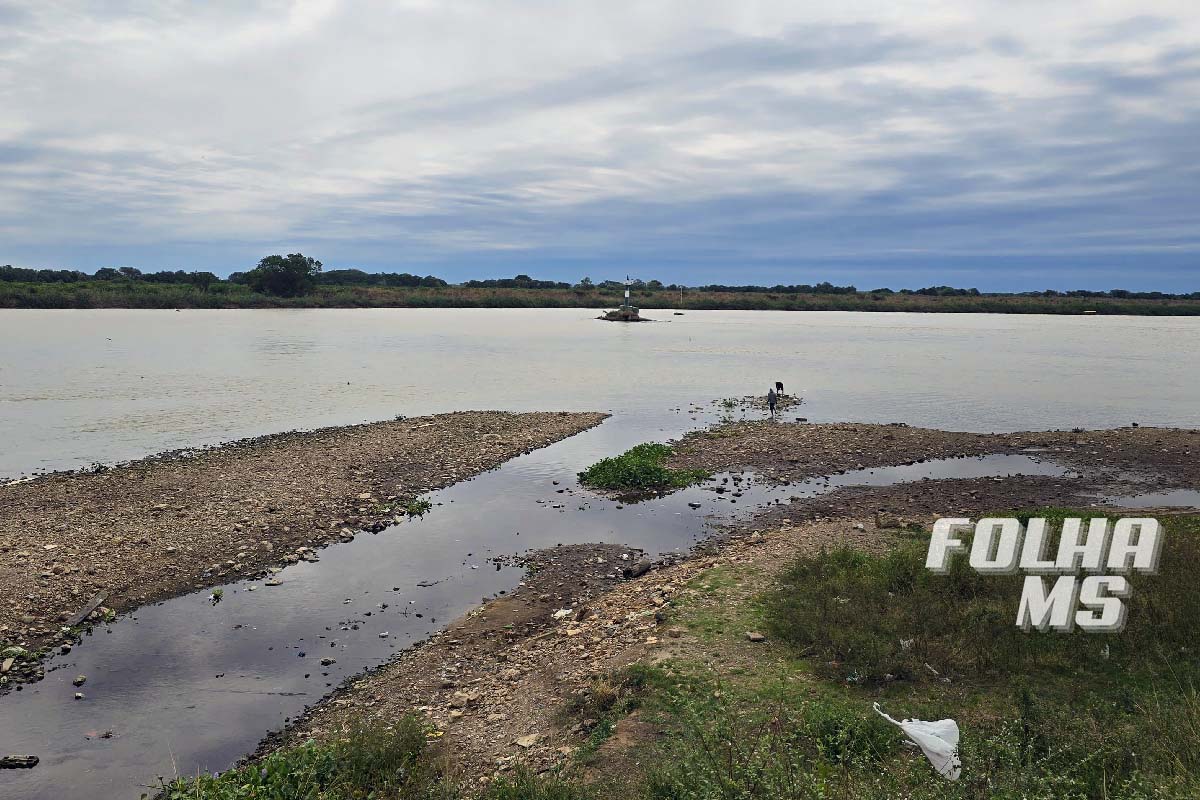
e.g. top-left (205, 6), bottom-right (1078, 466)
top-left (2, 308), bottom-right (1198, 477)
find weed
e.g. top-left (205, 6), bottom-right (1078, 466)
top-left (405, 498), bottom-right (434, 517)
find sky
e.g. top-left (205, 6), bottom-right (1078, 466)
top-left (1, 1), bottom-right (1198, 291)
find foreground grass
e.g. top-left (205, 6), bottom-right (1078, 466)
top-left (627, 511), bottom-right (1200, 798)
top-left (577, 443), bottom-right (709, 493)
top-left (154, 719), bottom-right (447, 799)
top-left (155, 720), bottom-right (597, 800)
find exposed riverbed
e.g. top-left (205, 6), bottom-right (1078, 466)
top-left (3, 308), bottom-right (1199, 798)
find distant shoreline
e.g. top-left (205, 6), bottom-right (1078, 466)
top-left (3, 282), bottom-right (1199, 315)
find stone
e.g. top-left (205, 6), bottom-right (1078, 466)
top-left (72, 675), bottom-right (86, 686)
top-left (746, 631), bottom-right (767, 643)
top-left (515, 734), bottom-right (540, 749)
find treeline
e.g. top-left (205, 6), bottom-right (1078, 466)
top-left (3, 259), bottom-right (1199, 312)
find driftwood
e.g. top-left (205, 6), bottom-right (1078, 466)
top-left (65, 591), bottom-right (108, 628)
top-left (622, 559), bottom-right (652, 579)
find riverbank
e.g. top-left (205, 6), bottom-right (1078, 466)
top-left (0, 411), bottom-right (607, 687)
top-left (246, 420), bottom-right (1200, 796)
top-left (5, 280), bottom-right (1200, 314)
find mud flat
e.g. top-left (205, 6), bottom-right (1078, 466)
top-left (263, 420), bottom-right (1200, 789)
top-left (0, 411), bottom-right (607, 668)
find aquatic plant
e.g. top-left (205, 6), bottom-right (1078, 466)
top-left (578, 443), bottom-right (709, 492)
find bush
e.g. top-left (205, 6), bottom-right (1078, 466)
top-left (578, 443), bottom-right (709, 492)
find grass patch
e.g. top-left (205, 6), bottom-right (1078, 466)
top-left (763, 512), bottom-right (1200, 685)
top-left (578, 443), bottom-right (708, 492)
top-left (154, 718), bottom-right (448, 799)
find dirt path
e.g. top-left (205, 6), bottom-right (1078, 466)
top-left (0, 411), bottom-right (607, 680)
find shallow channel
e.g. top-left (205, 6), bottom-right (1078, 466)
top-left (0, 409), bottom-right (1066, 800)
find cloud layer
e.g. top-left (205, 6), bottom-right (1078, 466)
top-left (2, 1), bottom-right (1198, 289)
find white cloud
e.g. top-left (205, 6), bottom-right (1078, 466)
top-left (1, 1), bottom-right (1198, 288)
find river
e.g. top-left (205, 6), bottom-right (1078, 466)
top-left (0, 308), bottom-right (1197, 798)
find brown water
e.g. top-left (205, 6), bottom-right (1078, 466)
top-left (2, 308), bottom-right (1198, 478)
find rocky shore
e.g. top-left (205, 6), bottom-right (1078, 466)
top-left (262, 419), bottom-right (1199, 788)
top-left (0, 411), bottom-right (607, 686)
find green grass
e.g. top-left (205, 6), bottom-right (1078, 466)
top-left (577, 443), bottom-right (709, 492)
top-left (154, 718), bottom-right (449, 799)
top-left (763, 512), bottom-right (1200, 685)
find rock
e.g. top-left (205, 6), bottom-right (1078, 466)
top-left (449, 690), bottom-right (480, 709)
top-left (0, 755), bottom-right (39, 769)
top-left (320, 657), bottom-right (336, 666)
top-left (688, 502), bottom-right (702, 509)
top-left (746, 631), bottom-right (766, 643)
top-left (515, 734), bottom-right (540, 749)
top-left (74, 692), bottom-right (84, 700)
top-left (72, 675), bottom-right (86, 686)
top-left (874, 512), bottom-right (904, 529)
top-left (0, 658), bottom-right (13, 674)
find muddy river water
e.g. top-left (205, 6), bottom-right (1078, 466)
top-left (1, 309), bottom-right (1198, 798)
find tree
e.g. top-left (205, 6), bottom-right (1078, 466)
top-left (188, 271), bottom-right (218, 292)
top-left (118, 267), bottom-right (143, 280)
top-left (576, 277), bottom-right (593, 289)
top-left (244, 253), bottom-right (322, 297)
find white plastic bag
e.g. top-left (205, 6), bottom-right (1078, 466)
top-left (873, 702), bottom-right (961, 780)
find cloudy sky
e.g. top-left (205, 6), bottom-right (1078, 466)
top-left (1, 1), bottom-right (1197, 290)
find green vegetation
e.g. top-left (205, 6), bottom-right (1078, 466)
top-left (764, 511), bottom-right (1200, 685)
top-left (405, 498), bottom-right (434, 517)
top-left (239, 253), bottom-right (324, 298)
top-left (632, 511), bottom-right (1200, 798)
top-left (577, 443), bottom-right (709, 492)
top-left (4, 263), bottom-right (1200, 313)
top-left (154, 719), bottom-right (602, 800)
top-left (154, 719), bottom-right (445, 799)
